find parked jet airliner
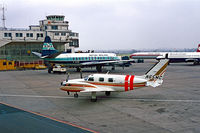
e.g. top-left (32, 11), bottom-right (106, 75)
top-left (130, 44), bottom-right (200, 65)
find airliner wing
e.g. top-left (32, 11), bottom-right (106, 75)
top-left (80, 60), bottom-right (134, 66)
top-left (32, 52), bottom-right (42, 58)
top-left (81, 60), bottom-right (119, 66)
top-left (185, 58), bottom-right (199, 62)
top-left (80, 86), bottom-right (115, 92)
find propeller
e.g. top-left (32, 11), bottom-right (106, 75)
top-left (80, 69), bottom-right (83, 79)
top-left (66, 73), bottom-right (70, 82)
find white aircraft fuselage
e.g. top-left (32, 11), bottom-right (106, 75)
top-left (45, 53), bottom-right (120, 66)
top-left (60, 74), bottom-right (147, 92)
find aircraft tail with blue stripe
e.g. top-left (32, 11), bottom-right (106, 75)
top-left (32, 36), bottom-right (58, 58)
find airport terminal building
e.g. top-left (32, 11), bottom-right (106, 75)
top-left (0, 15), bottom-right (79, 63)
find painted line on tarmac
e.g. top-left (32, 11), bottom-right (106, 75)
top-left (1, 94), bottom-right (200, 103)
top-left (120, 98), bottom-right (200, 103)
top-left (0, 94), bottom-right (86, 99)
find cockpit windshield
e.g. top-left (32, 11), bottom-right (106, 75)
top-left (84, 76), bottom-right (89, 81)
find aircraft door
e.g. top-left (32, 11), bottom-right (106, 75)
top-left (165, 53), bottom-right (169, 59)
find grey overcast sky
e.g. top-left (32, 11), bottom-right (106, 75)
top-left (2, 0), bottom-right (200, 50)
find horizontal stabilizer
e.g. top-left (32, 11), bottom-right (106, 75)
top-left (32, 52), bottom-right (42, 58)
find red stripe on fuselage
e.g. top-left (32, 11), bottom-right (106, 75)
top-left (130, 75), bottom-right (135, 90)
top-left (125, 75), bottom-right (130, 91)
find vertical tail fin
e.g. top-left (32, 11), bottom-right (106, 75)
top-left (41, 36), bottom-right (57, 57)
top-left (197, 44), bottom-right (200, 52)
top-left (145, 59), bottom-right (169, 87)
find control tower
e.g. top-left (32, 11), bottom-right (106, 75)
top-left (0, 15), bottom-right (79, 61)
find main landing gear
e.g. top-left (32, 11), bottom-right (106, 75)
top-left (76, 67), bottom-right (81, 72)
top-left (48, 66), bottom-right (53, 73)
top-left (73, 92), bottom-right (97, 102)
top-left (193, 61), bottom-right (200, 65)
top-left (74, 93), bottom-right (78, 98)
top-left (96, 65), bottom-right (102, 72)
top-left (105, 91), bottom-right (111, 96)
top-left (91, 92), bottom-right (97, 102)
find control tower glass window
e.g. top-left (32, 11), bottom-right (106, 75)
top-left (51, 25), bottom-right (58, 30)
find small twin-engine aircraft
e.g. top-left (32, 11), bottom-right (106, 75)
top-left (60, 59), bottom-right (169, 102)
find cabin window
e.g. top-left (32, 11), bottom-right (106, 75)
top-left (88, 77), bottom-right (94, 81)
top-left (99, 77), bottom-right (104, 82)
top-left (84, 76), bottom-right (88, 81)
top-left (108, 78), bottom-right (113, 82)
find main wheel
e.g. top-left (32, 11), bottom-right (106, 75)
top-left (76, 67), bottom-right (81, 72)
top-left (193, 61), bottom-right (199, 65)
top-left (91, 98), bottom-right (97, 102)
top-left (105, 91), bottom-right (111, 96)
top-left (48, 68), bottom-right (52, 73)
top-left (74, 93), bottom-right (78, 98)
top-left (96, 66), bottom-right (102, 72)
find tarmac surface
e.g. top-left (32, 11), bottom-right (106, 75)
top-left (0, 60), bottom-right (200, 133)
top-left (0, 102), bottom-right (96, 133)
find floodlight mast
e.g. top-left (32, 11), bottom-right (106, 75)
top-left (1, 4), bottom-right (6, 29)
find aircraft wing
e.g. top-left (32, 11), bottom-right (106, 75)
top-left (80, 60), bottom-right (134, 66)
top-left (32, 52), bottom-right (42, 58)
top-left (45, 51), bottom-right (63, 58)
top-left (32, 51), bottom-right (62, 58)
top-left (80, 86), bottom-right (115, 92)
top-left (80, 60), bottom-right (119, 66)
top-left (185, 58), bottom-right (199, 62)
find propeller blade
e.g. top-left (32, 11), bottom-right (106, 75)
top-left (66, 73), bottom-right (70, 82)
top-left (80, 69), bottom-right (83, 79)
